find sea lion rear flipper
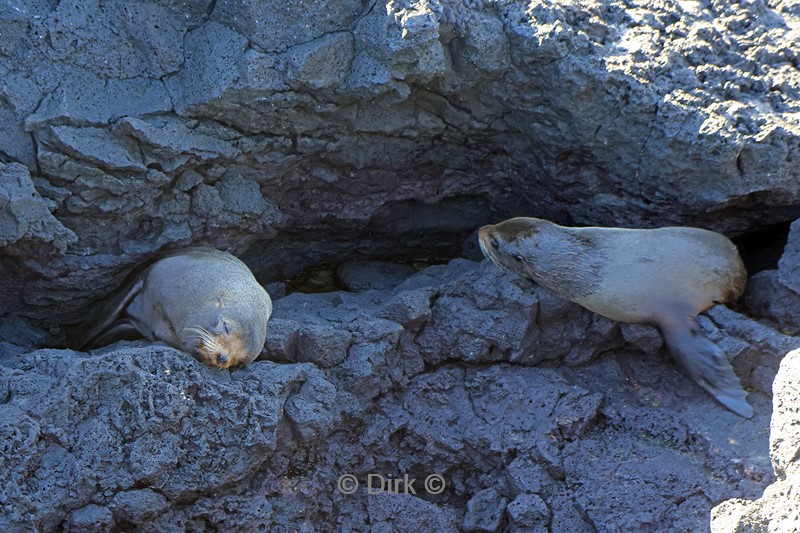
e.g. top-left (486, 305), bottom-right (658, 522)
top-left (662, 316), bottom-right (753, 418)
top-left (71, 277), bottom-right (145, 350)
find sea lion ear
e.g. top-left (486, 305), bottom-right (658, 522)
top-left (216, 296), bottom-right (225, 308)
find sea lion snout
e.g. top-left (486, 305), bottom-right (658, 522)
top-left (478, 225), bottom-right (504, 266)
top-left (479, 218), bottom-right (545, 259)
top-left (479, 221), bottom-right (533, 275)
top-left (206, 327), bottom-right (251, 368)
top-left (478, 224), bottom-right (495, 245)
top-left (479, 223), bottom-right (513, 253)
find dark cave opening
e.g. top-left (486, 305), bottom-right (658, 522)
top-left (241, 192), bottom-right (519, 291)
top-left (732, 220), bottom-right (792, 276)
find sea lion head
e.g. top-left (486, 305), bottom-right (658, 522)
top-left (480, 217), bottom-right (544, 279)
top-left (478, 217), bottom-right (601, 300)
top-left (182, 312), bottom-right (258, 369)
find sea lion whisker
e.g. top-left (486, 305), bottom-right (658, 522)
top-left (183, 326), bottom-right (218, 348)
top-left (183, 325), bottom-right (211, 339)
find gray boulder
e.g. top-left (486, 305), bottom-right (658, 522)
top-left (711, 348), bottom-right (800, 532)
top-left (0, 347), bottom-right (339, 531)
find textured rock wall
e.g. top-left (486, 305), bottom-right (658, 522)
top-left (3, 0), bottom-right (800, 530)
top-left (2, 0), bottom-right (800, 324)
top-left (744, 217), bottom-right (800, 335)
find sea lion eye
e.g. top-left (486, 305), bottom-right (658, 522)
top-left (514, 255), bottom-right (524, 262)
top-left (223, 321), bottom-right (230, 335)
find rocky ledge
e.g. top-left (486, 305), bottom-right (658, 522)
top-left (2, 257), bottom-right (798, 531)
top-left (1, 0), bottom-right (800, 323)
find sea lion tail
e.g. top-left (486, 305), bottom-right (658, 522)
top-left (662, 317), bottom-right (753, 418)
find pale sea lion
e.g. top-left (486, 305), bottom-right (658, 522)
top-left (73, 248), bottom-right (272, 369)
top-left (478, 217), bottom-right (752, 418)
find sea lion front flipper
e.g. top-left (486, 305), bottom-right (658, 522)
top-left (90, 320), bottom-right (144, 347)
top-left (70, 277), bottom-right (145, 350)
top-left (661, 315), bottom-right (753, 418)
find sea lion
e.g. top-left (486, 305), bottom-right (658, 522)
top-left (73, 247), bottom-right (272, 369)
top-left (478, 217), bottom-right (752, 418)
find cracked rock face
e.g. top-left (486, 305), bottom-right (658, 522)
top-left (2, 0), bottom-right (800, 322)
top-left (3, 0), bottom-right (800, 530)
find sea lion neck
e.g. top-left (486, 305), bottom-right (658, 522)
top-left (521, 229), bottom-right (603, 300)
